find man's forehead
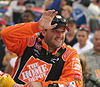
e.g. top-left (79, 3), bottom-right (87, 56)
top-left (54, 27), bottom-right (67, 32)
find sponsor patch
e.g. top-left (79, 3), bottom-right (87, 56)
top-left (72, 61), bottom-right (81, 70)
top-left (18, 56), bottom-right (52, 83)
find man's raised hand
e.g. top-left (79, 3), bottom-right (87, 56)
top-left (38, 10), bottom-right (58, 30)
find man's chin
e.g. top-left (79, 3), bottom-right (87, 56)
top-left (55, 43), bottom-right (63, 48)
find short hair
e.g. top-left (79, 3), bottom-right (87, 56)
top-left (23, 10), bottom-right (36, 18)
top-left (68, 17), bottom-right (76, 25)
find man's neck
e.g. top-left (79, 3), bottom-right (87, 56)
top-left (79, 43), bottom-right (86, 48)
top-left (48, 47), bottom-right (56, 53)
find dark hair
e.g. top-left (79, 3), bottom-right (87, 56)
top-left (24, 0), bottom-right (35, 5)
top-left (65, 0), bottom-right (74, 6)
top-left (68, 17), bottom-right (76, 25)
top-left (23, 10), bottom-right (36, 18)
top-left (80, 0), bottom-right (91, 7)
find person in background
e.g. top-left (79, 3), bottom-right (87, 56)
top-left (61, 5), bottom-right (72, 19)
top-left (3, 47), bottom-right (17, 75)
top-left (24, 0), bottom-right (35, 11)
top-left (88, 0), bottom-right (100, 16)
top-left (80, 29), bottom-right (100, 87)
top-left (46, 0), bottom-right (74, 15)
top-left (4, 0), bottom-right (26, 25)
top-left (73, 26), bottom-right (93, 54)
top-left (72, 0), bottom-right (90, 27)
top-left (36, 0), bottom-right (65, 21)
top-left (0, 18), bottom-right (6, 71)
top-left (79, 54), bottom-right (100, 87)
top-left (79, 55), bottom-right (90, 87)
top-left (1, 10), bottom-right (83, 87)
top-left (4, 56), bottom-right (17, 75)
top-left (64, 18), bottom-right (77, 46)
top-left (88, 0), bottom-right (100, 33)
top-left (43, 0), bottom-right (54, 10)
top-left (21, 10), bottom-right (36, 23)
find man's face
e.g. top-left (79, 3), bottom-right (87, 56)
top-left (93, 31), bottom-right (100, 52)
top-left (77, 31), bottom-right (88, 45)
top-left (44, 28), bottom-right (66, 49)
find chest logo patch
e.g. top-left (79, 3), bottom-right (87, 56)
top-left (18, 56), bottom-right (52, 83)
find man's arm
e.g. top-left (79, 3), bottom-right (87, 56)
top-left (1, 22), bottom-right (40, 56)
top-left (1, 10), bottom-right (58, 56)
top-left (43, 50), bottom-right (83, 87)
top-left (59, 50), bottom-right (83, 87)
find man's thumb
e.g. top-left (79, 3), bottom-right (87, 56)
top-left (51, 24), bottom-right (57, 29)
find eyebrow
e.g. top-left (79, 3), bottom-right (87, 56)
top-left (54, 29), bottom-right (66, 32)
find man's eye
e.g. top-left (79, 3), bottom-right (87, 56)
top-left (52, 29), bottom-right (57, 32)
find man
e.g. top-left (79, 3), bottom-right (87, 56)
top-left (1, 10), bottom-right (82, 87)
top-left (81, 30), bottom-right (100, 87)
top-left (73, 26), bottom-right (93, 54)
top-left (64, 18), bottom-right (77, 46)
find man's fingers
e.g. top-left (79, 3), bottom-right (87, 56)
top-left (49, 10), bottom-right (58, 19)
top-left (50, 10), bottom-right (58, 18)
top-left (43, 10), bottom-right (57, 17)
top-left (50, 23), bottom-right (57, 29)
top-left (38, 10), bottom-right (58, 30)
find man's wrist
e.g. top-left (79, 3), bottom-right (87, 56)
top-left (38, 21), bottom-right (44, 31)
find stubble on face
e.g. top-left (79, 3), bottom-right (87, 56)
top-left (44, 29), bottom-right (65, 51)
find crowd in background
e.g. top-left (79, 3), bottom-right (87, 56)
top-left (0, 0), bottom-right (100, 87)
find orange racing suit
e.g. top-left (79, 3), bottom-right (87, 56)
top-left (1, 22), bottom-right (83, 87)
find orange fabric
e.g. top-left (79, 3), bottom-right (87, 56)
top-left (1, 22), bottom-right (40, 57)
top-left (1, 22), bottom-right (83, 87)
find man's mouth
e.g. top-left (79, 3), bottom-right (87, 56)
top-left (55, 38), bottom-right (63, 43)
